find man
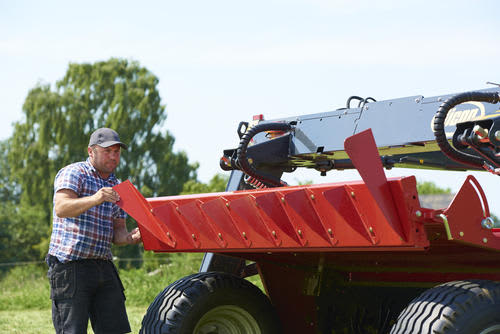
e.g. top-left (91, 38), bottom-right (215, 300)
top-left (46, 128), bottom-right (142, 334)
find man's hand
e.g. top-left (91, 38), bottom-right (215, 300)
top-left (126, 227), bottom-right (142, 245)
top-left (113, 219), bottom-right (142, 245)
top-left (93, 187), bottom-right (120, 204)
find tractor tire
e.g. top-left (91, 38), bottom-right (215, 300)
top-left (390, 280), bottom-right (500, 334)
top-left (139, 272), bottom-right (281, 334)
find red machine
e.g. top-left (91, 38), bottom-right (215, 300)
top-left (116, 88), bottom-right (500, 333)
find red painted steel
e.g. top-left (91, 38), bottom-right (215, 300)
top-left (114, 129), bottom-right (500, 253)
top-left (345, 129), bottom-right (406, 241)
top-left (115, 177), bottom-right (430, 252)
top-left (443, 175), bottom-right (500, 248)
top-left (112, 129), bottom-right (500, 334)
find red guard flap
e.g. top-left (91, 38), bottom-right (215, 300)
top-left (344, 129), bottom-right (406, 240)
top-left (443, 175), bottom-right (500, 250)
top-left (114, 180), bottom-right (175, 248)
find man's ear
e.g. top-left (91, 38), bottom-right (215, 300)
top-left (87, 146), bottom-right (93, 158)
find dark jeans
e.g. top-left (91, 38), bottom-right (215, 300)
top-left (46, 255), bottom-right (131, 334)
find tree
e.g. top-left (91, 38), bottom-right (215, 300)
top-left (416, 181), bottom-right (451, 195)
top-left (181, 174), bottom-right (229, 194)
top-left (6, 58), bottom-right (198, 261)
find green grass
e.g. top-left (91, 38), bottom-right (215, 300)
top-left (0, 253), bottom-right (263, 333)
top-left (0, 253), bottom-right (204, 333)
top-left (0, 306), bottom-right (147, 334)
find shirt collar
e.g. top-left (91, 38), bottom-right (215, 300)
top-left (85, 157), bottom-right (116, 181)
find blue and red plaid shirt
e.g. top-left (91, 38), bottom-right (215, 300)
top-left (48, 158), bottom-right (127, 263)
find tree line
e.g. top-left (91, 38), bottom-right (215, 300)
top-left (0, 58), bottom-right (226, 266)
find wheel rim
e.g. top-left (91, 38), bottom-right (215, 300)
top-left (194, 305), bottom-right (261, 334)
top-left (480, 325), bottom-right (500, 334)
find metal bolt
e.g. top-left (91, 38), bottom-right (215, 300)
top-left (327, 228), bottom-right (333, 236)
top-left (272, 230), bottom-right (277, 237)
top-left (481, 217), bottom-right (496, 229)
top-left (495, 130), bottom-right (500, 141)
top-left (225, 202), bottom-right (230, 208)
top-left (459, 231), bottom-right (464, 237)
top-left (242, 232), bottom-right (247, 239)
top-left (415, 210), bottom-right (422, 217)
top-left (369, 227), bottom-right (374, 233)
top-left (483, 238), bottom-right (488, 244)
top-left (167, 232), bottom-right (171, 237)
top-left (281, 197), bottom-right (285, 203)
top-left (310, 194), bottom-right (315, 200)
top-left (191, 234), bottom-right (196, 240)
top-left (351, 191), bottom-right (355, 198)
top-left (473, 125), bottom-right (488, 139)
top-left (298, 229), bottom-right (303, 236)
top-left (218, 233), bottom-right (223, 239)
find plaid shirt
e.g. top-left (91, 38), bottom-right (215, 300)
top-left (48, 158), bottom-right (127, 263)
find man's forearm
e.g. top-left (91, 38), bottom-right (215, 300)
top-left (113, 219), bottom-right (130, 245)
top-left (55, 195), bottom-right (99, 218)
top-left (55, 187), bottom-right (119, 218)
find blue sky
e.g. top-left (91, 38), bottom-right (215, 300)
top-left (1, 0), bottom-right (500, 213)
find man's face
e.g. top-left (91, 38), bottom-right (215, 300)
top-left (88, 144), bottom-right (121, 176)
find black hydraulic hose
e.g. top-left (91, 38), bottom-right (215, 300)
top-left (236, 122), bottom-right (293, 187)
top-left (434, 91), bottom-right (500, 168)
top-left (346, 96), bottom-right (364, 109)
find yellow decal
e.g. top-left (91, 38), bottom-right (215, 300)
top-left (431, 102), bottom-right (486, 137)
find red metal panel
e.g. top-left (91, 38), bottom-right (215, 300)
top-left (151, 203), bottom-right (199, 249)
top-left (494, 229), bottom-right (500, 238)
top-left (114, 181), bottom-right (175, 248)
top-left (284, 189), bottom-right (334, 246)
top-left (115, 178), bottom-right (429, 252)
top-left (258, 261), bottom-right (319, 334)
top-left (345, 129), bottom-right (406, 240)
top-left (443, 175), bottom-right (500, 249)
top-left (201, 197), bottom-right (250, 248)
top-left (177, 200), bottom-right (224, 249)
top-left (229, 195), bottom-right (280, 247)
top-left (323, 185), bottom-right (377, 245)
top-left (113, 129), bottom-right (497, 253)
top-left (256, 191), bottom-right (306, 247)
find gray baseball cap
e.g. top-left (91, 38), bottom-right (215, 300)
top-left (89, 128), bottom-right (128, 149)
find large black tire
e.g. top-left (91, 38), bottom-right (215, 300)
top-left (140, 272), bottom-right (281, 334)
top-left (390, 280), bottom-right (500, 334)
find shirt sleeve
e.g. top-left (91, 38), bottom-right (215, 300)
top-left (112, 204), bottom-right (128, 220)
top-left (54, 165), bottom-right (83, 195)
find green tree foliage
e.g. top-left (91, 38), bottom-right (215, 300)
top-left (0, 141), bottom-right (16, 203)
top-left (416, 180), bottom-right (452, 195)
top-left (181, 174), bottom-right (229, 195)
top-left (5, 58), bottom-right (198, 261)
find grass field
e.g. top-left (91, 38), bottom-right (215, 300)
top-left (0, 306), bottom-right (146, 334)
top-left (0, 253), bottom-right (208, 333)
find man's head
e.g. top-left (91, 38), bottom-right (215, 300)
top-left (88, 128), bottom-right (128, 149)
top-left (88, 128), bottom-right (127, 178)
